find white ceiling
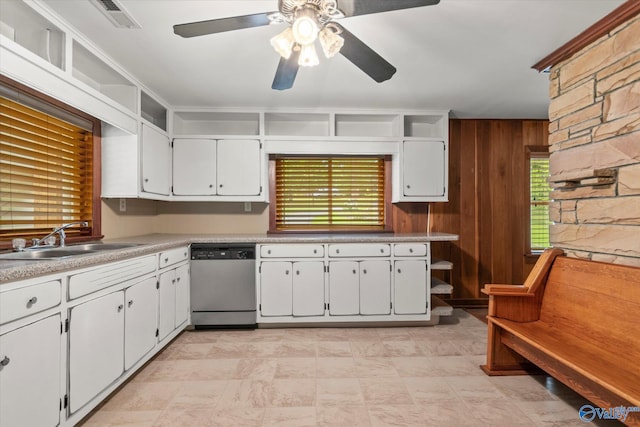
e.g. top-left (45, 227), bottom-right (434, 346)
top-left (42, 0), bottom-right (625, 118)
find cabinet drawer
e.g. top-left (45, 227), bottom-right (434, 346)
top-left (328, 244), bottom-right (390, 257)
top-left (0, 280), bottom-right (61, 325)
top-left (159, 246), bottom-right (189, 268)
top-left (260, 244), bottom-right (324, 258)
top-left (69, 256), bottom-right (156, 299)
top-left (394, 244), bottom-right (428, 257)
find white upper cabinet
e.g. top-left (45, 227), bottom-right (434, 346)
top-left (402, 140), bottom-right (446, 199)
top-left (172, 138), bottom-right (217, 195)
top-left (217, 139), bottom-right (261, 196)
top-left (141, 123), bottom-right (171, 196)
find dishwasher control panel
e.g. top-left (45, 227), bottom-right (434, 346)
top-left (190, 245), bottom-right (255, 260)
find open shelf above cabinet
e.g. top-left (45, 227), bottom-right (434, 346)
top-left (404, 114), bottom-right (446, 138)
top-left (71, 41), bottom-right (136, 113)
top-left (265, 113), bottom-right (330, 137)
top-left (173, 111), bottom-right (260, 136)
top-left (141, 91), bottom-right (166, 131)
top-left (335, 114), bottom-right (399, 137)
top-left (0, 0), bottom-right (65, 70)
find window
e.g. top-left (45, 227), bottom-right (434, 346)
top-left (0, 76), bottom-right (101, 246)
top-left (269, 156), bottom-right (392, 232)
top-left (528, 148), bottom-right (552, 252)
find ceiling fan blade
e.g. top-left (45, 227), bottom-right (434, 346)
top-left (173, 13), bottom-right (274, 38)
top-left (337, 0), bottom-right (439, 17)
top-left (337, 25), bottom-right (396, 83)
top-left (272, 50), bottom-right (301, 90)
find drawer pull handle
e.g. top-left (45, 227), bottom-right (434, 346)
top-left (0, 356), bottom-right (9, 367)
top-left (409, 248), bottom-right (413, 253)
top-left (313, 249), bottom-right (317, 254)
top-left (380, 249), bottom-right (384, 253)
top-left (268, 250), bottom-right (271, 254)
top-left (336, 249), bottom-right (340, 254)
top-left (164, 257), bottom-right (169, 263)
top-left (117, 304), bottom-right (124, 312)
top-left (128, 300), bottom-right (134, 307)
top-left (27, 296), bottom-right (38, 307)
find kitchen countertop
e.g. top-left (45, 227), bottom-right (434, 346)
top-left (0, 232), bottom-right (458, 283)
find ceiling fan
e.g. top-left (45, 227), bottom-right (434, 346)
top-left (173, 0), bottom-right (440, 90)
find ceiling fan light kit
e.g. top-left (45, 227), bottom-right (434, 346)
top-left (174, 0), bottom-right (440, 90)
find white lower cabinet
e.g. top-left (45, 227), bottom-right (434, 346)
top-left (69, 291), bottom-right (125, 413)
top-left (159, 263), bottom-right (189, 341)
top-left (359, 260), bottom-right (391, 315)
top-left (260, 261), bottom-right (325, 317)
top-left (394, 260), bottom-right (429, 314)
top-left (124, 277), bottom-right (158, 370)
top-left (328, 261), bottom-right (359, 315)
top-left (0, 314), bottom-right (61, 427)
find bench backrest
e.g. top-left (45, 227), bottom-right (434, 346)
top-left (540, 256), bottom-right (640, 366)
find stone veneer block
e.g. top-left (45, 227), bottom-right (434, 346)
top-left (558, 103), bottom-right (602, 131)
top-left (549, 133), bottom-right (592, 153)
top-left (597, 59), bottom-right (640, 96)
top-left (619, 164), bottom-right (640, 195)
top-left (592, 114), bottom-right (640, 141)
top-left (549, 80), bottom-right (595, 122)
top-left (603, 80), bottom-right (640, 121)
top-left (551, 223), bottom-right (640, 257)
top-left (576, 196), bottom-right (640, 225)
top-left (549, 202), bottom-right (561, 223)
top-left (591, 253), bottom-right (640, 267)
top-left (550, 132), bottom-right (640, 176)
top-left (551, 186), bottom-right (615, 201)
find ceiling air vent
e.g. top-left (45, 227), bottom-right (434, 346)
top-left (90, 0), bottom-right (141, 29)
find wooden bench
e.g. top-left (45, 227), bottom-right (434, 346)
top-left (481, 249), bottom-right (640, 426)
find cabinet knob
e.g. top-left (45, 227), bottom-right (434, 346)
top-left (128, 300), bottom-right (134, 307)
top-left (313, 249), bottom-right (317, 254)
top-left (176, 277), bottom-right (181, 282)
top-left (26, 296), bottom-right (38, 307)
top-left (380, 248), bottom-right (384, 253)
top-left (406, 184), bottom-right (411, 189)
top-left (268, 250), bottom-right (272, 254)
top-left (0, 356), bottom-right (9, 367)
top-left (117, 304), bottom-right (124, 312)
top-left (219, 184), bottom-right (223, 188)
top-left (172, 279), bottom-right (176, 284)
top-left (209, 184), bottom-right (213, 188)
top-left (336, 249), bottom-right (340, 254)
top-left (144, 178), bottom-right (149, 183)
top-left (363, 269), bottom-right (367, 274)
top-left (296, 270), bottom-right (300, 275)
top-left (285, 270), bottom-right (290, 275)
top-left (352, 269), bottom-right (357, 274)
top-left (397, 269), bottom-right (402, 274)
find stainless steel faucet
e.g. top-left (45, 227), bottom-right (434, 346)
top-left (32, 221), bottom-right (89, 247)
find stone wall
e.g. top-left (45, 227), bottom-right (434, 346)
top-left (548, 14), bottom-right (640, 266)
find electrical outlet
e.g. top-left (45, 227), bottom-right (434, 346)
top-left (244, 202), bottom-right (251, 212)
top-left (119, 198), bottom-right (126, 212)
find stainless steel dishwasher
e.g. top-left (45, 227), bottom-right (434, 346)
top-left (190, 244), bottom-right (256, 328)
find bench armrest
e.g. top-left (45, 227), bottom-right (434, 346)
top-left (482, 284), bottom-right (534, 297)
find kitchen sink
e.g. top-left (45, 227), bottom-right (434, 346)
top-left (68, 243), bottom-right (141, 251)
top-left (0, 242), bottom-right (141, 261)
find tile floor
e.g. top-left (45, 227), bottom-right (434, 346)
top-left (81, 310), bottom-right (623, 426)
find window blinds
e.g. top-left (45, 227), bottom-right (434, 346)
top-left (530, 156), bottom-right (551, 250)
top-left (0, 96), bottom-right (93, 239)
top-left (275, 157), bottom-right (386, 230)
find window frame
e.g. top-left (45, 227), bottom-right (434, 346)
top-left (268, 155), bottom-right (393, 234)
top-left (525, 145), bottom-right (551, 256)
top-left (0, 74), bottom-right (102, 249)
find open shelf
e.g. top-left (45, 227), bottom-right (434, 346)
top-left (335, 114), bottom-right (399, 137)
top-left (265, 113), bottom-right (330, 137)
top-left (140, 91), bottom-right (167, 131)
top-left (0, 1), bottom-right (64, 69)
top-left (431, 258), bottom-right (453, 270)
top-left (72, 41), bottom-right (136, 112)
top-left (404, 114), bottom-right (446, 138)
top-left (431, 277), bottom-right (453, 295)
top-left (173, 111), bottom-right (259, 135)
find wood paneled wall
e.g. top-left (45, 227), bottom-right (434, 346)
top-left (393, 119), bottom-right (549, 306)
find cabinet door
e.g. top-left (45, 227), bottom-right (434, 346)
top-left (394, 260), bottom-right (428, 315)
top-left (158, 270), bottom-right (175, 341)
top-left (260, 262), bottom-right (292, 316)
top-left (217, 139), bottom-right (261, 195)
top-left (141, 123), bottom-right (171, 195)
top-left (403, 140), bottom-right (445, 197)
top-left (359, 260), bottom-right (391, 315)
top-left (292, 261), bottom-right (325, 316)
top-left (69, 291), bottom-right (125, 413)
top-left (174, 264), bottom-right (190, 327)
top-left (124, 277), bottom-right (158, 370)
top-left (172, 138), bottom-right (216, 195)
top-left (0, 315), bottom-right (60, 427)
top-left (328, 261), bottom-right (359, 315)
